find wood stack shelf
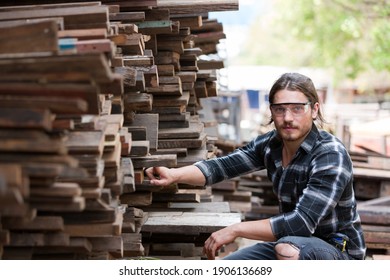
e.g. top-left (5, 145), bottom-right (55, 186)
top-left (0, 0), bottom-right (240, 260)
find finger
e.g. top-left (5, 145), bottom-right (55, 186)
top-left (204, 239), bottom-right (216, 260)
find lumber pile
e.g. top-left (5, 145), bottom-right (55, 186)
top-left (0, 0), bottom-right (240, 260)
top-left (351, 152), bottom-right (390, 256)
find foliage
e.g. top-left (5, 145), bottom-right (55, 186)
top-left (237, 0), bottom-right (390, 82)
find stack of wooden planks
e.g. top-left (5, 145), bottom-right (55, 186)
top-left (0, 0), bottom-right (241, 260)
top-left (351, 152), bottom-right (390, 257)
top-left (0, 2), bottom-right (135, 260)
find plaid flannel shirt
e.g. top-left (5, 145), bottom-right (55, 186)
top-left (195, 124), bottom-right (366, 260)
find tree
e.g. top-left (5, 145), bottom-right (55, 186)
top-left (237, 0), bottom-right (390, 83)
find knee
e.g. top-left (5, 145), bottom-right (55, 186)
top-left (275, 243), bottom-right (300, 260)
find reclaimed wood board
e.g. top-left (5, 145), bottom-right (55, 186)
top-left (65, 131), bottom-right (105, 155)
top-left (128, 113), bottom-right (159, 151)
top-left (142, 212), bottom-right (242, 234)
top-left (358, 196), bottom-right (390, 225)
top-left (158, 132), bottom-right (207, 149)
top-left (0, 20), bottom-right (58, 54)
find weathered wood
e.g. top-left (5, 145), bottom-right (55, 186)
top-left (64, 211), bottom-right (123, 237)
top-left (149, 243), bottom-right (195, 257)
top-left (88, 236), bottom-right (123, 257)
top-left (157, 64), bottom-right (175, 76)
top-left (120, 192), bottom-right (153, 207)
top-left (156, 0), bottom-right (239, 14)
top-left (171, 15), bottom-right (203, 28)
top-left (155, 51), bottom-right (180, 70)
top-left (130, 154), bottom-right (177, 169)
top-left (59, 28), bottom-right (107, 40)
top-left (0, 20), bottom-right (58, 54)
top-left (2, 216), bottom-right (64, 231)
top-left (8, 232), bottom-right (69, 247)
top-left (152, 192), bottom-right (200, 203)
top-left (358, 196), bottom-right (390, 225)
top-left (109, 11), bottom-right (145, 22)
top-left (30, 196), bottom-right (86, 212)
top-left (65, 131), bottom-right (105, 155)
top-left (0, 129), bottom-right (67, 155)
top-left (30, 182), bottom-right (81, 198)
top-left (152, 91), bottom-right (190, 107)
top-left (126, 128), bottom-right (145, 144)
top-left (142, 212), bottom-right (242, 234)
top-left (158, 133), bottom-right (207, 149)
top-left (117, 23), bottom-right (139, 34)
top-left (0, 53), bottom-right (114, 85)
top-left (122, 233), bottom-right (144, 257)
top-left (123, 92), bottom-right (153, 112)
top-left (0, 5), bottom-right (110, 30)
top-left (0, 82), bottom-right (100, 114)
top-left (0, 108), bottom-right (53, 131)
top-left (136, 20), bottom-right (173, 34)
top-left (129, 140), bottom-right (150, 157)
top-left (129, 114), bottom-right (159, 151)
top-left (158, 120), bottom-right (203, 139)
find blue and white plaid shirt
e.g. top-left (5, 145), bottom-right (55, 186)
top-left (195, 124), bottom-right (366, 260)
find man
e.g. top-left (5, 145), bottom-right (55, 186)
top-left (145, 73), bottom-right (366, 260)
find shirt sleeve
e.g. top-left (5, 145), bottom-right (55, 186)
top-left (194, 134), bottom-right (271, 186)
top-left (270, 147), bottom-right (353, 238)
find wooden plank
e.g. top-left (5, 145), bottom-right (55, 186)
top-left (30, 182), bottom-right (81, 198)
top-left (64, 211), bottom-right (123, 237)
top-left (169, 202), bottom-right (231, 213)
top-left (59, 209), bottom-right (117, 225)
top-left (58, 28), bottom-right (107, 40)
top-left (0, 95), bottom-right (88, 115)
top-left (354, 167), bottom-right (390, 180)
top-left (155, 51), bottom-right (180, 70)
top-left (31, 237), bottom-right (92, 255)
top-left (8, 232), bottom-right (69, 247)
top-left (123, 92), bottom-right (153, 112)
top-left (157, 64), bottom-right (175, 76)
top-left (152, 91), bottom-right (190, 107)
top-left (0, 129), bottom-right (67, 155)
top-left (116, 22), bottom-right (139, 34)
top-left (29, 196), bottom-right (86, 212)
top-left (109, 11), bottom-right (145, 22)
top-left (129, 114), bottom-right (159, 151)
top-left (158, 133), bottom-right (207, 149)
top-left (0, 108), bottom-right (53, 131)
top-left (0, 2), bottom-right (102, 12)
top-left (130, 154), bottom-right (177, 169)
top-left (0, 82), bottom-right (100, 114)
top-left (158, 120), bottom-right (203, 139)
top-left (171, 15), bottom-right (203, 28)
top-left (0, 53), bottom-right (114, 85)
top-left (129, 140), bottom-right (150, 157)
top-left (152, 192), bottom-right (200, 203)
top-left (122, 233), bottom-right (144, 257)
top-left (142, 212), bottom-right (242, 234)
top-left (0, 20), bottom-right (58, 54)
top-left (2, 216), bottom-right (64, 231)
top-left (136, 20), bottom-right (173, 34)
top-left (0, 5), bottom-right (110, 30)
top-left (120, 192), bottom-right (153, 207)
top-left (358, 196), bottom-right (390, 225)
top-left (88, 236), bottom-right (123, 257)
top-left (156, 0), bottom-right (239, 14)
top-left (65, 131), bottom-right (105, 155)
top-left (60, 39), bottom-right (115, 56)
top-left (142, 201), bottom-right (231, 213)
top-left (149, 243), bottom-right (195, 257)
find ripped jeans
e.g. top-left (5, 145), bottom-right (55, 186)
top-left (223, 236), bottom-right (352, 260)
